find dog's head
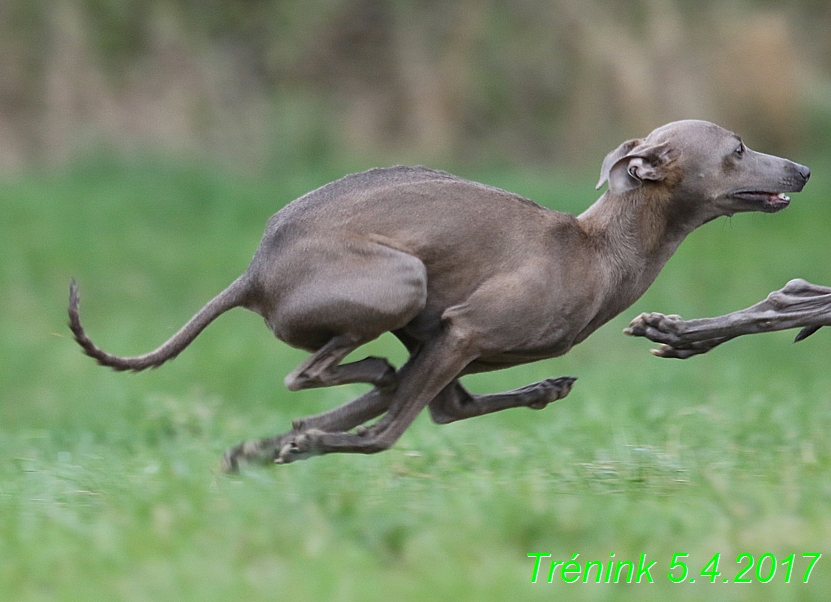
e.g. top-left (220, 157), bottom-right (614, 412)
top-left (598, 120), bottom-right (810, 220)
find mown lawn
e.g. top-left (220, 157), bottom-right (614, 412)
top-left (1, 156), bottom-right (830, 601)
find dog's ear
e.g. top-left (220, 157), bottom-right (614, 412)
top-left (597, 138), bottom-right (640, 191)
top-left (597, 140), bottom-right (677, 193)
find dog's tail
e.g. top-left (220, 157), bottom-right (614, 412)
top-left (68, 275), bottom-right (250, 372)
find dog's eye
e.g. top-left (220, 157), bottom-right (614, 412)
top-left (734, 142), bottom-right (744, 157)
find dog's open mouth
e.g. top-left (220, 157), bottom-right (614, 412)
top-left (728, 191), bottom-right (791, 212)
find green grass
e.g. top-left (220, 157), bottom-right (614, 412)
top-left (2, 155), bottom-right (831, 601)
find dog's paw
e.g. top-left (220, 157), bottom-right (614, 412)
top-left (221, 434), bottom-right (295, 472)
top-left (275, 429), bottom-right (326, 464)
top-left (625, 312), bottom-right (686, 344)
top-left (527, 376), bottom-right (577, 409)
top-left (648, 340), bottom-right (721, 359)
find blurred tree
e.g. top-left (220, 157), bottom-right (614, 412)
top-left (0, 0), bottom-right (828, 171)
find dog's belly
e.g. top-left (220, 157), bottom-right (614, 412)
top-left (462, 344), bottom-right (576, 375)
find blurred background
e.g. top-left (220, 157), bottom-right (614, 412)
top-left (2, 0), bottom-right (831, 173)
top-left (0, 0), bottom-right (831, 602)
top-left (4, 3), bottom-right (831, 600)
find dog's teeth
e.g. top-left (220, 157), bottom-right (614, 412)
top-left (777, 193), bottom-right (790, 201)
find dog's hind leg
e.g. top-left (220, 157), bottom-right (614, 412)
top-left (283, 335), bottom-right (397, 392)
top-left (272, 328), bottom-right (478, 464)
top-left (221, 386), bottom-right (393, 471)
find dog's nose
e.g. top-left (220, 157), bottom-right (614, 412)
top-left (797, 164), bottom-right (811, 181)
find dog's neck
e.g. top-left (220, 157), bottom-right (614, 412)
top-left (576, 187), bottom-right (702, 326)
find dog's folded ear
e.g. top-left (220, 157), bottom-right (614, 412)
top-left (596, 140), bottom-right (677, 194)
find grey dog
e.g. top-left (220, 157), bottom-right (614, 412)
top-left (68, 120), bottom-right (809, 468)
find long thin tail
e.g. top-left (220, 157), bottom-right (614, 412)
top-left (68, 275), bottom-right (250, 372)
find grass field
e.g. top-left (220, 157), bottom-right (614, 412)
top-left (2, 155), bottom-right (831, 601)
